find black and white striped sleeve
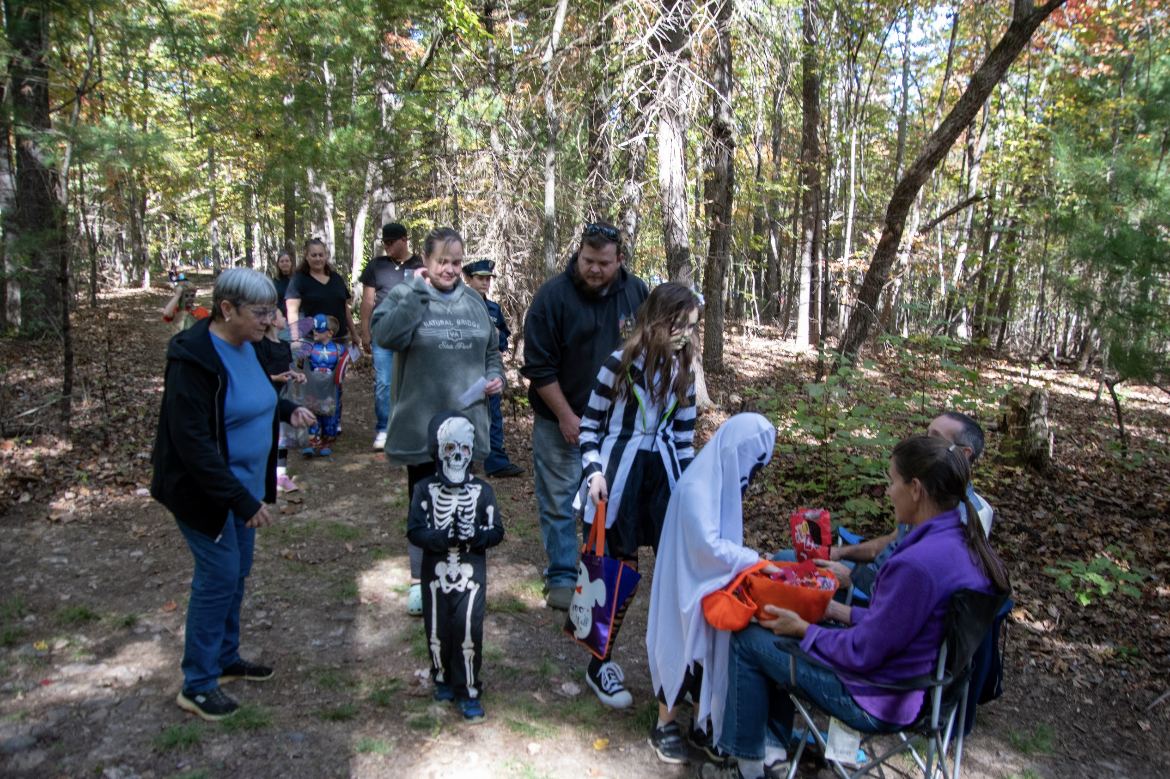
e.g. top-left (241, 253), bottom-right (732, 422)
top-left (580, 352), bottom-right (622, 482)
top-left (673, 380), bottom-right (698, 470)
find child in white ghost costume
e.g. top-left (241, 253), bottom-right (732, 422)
top-left (406, 411), bottom-right (504, 723)
top-left (646, 413), bottom-right (781, 766)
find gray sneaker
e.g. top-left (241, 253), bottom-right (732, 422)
top-left (545, 585), bottom-right (574, 611)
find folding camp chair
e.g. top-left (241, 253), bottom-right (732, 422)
top-left (774, 588), bottom-right (1008, 779)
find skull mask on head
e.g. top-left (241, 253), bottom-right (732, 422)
top-left (430, 413), bottom-right (476, 487)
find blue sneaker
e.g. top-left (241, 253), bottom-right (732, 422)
top-left (433, 683), bottom-right (454, 703)
top-left (459, 698), bottom-right (486, 724)
top-left (318, 447), bottom-right (332, 456)
top-left (302, 448), bottom-right (315, 457)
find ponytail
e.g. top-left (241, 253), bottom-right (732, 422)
top-left (963, 495), bottom-right (1011, 594)
top-left (892, 436), bottom-right (1011, 595)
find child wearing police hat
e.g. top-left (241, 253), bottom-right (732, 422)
top-left (463, 260), bottom-right (525, 478)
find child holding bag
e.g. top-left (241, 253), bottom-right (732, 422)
top-left (573, 282), bottom-right (700, 710)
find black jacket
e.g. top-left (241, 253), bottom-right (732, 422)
top-left (521, 255), bottom-right (649, 421)
top-left (151, 318), bottom-right (297, 538)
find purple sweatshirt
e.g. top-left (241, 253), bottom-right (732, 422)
top-left (801, 508), bottom-right (993, 725)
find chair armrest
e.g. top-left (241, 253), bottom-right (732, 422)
top-left (772, 637), bottom-right (955, 692)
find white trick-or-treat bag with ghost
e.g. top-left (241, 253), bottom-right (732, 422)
top-left (562, 501), bottom-right (641, 660)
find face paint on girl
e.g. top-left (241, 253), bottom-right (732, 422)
top-left (670, 309), bottom-right (699, 351)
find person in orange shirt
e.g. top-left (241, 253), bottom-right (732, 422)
top-left (162, 278), bottom-right (211, 333)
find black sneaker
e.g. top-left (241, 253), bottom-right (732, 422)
top-left (219, 659), bottom-right (274, 682)
top-left (176, 687), bottom-right (239, 721)
top-left (433, 683), bottom-right (455, 703)
top-left (698, 764), bottom-right (745, 779)
top-left (649, 721), bottom-right (689, 764)
top-left (586, 659), bottom-right (633, 708)
top-left (690, 727), bottom-right (734, 765)
top-left (487, 464), bottom-right (526, 478)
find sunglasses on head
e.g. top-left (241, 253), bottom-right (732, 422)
top-left (582, 224), bottom-right (620, 243)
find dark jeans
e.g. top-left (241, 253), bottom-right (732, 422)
top-left (719, 625), bottom-right (897, 761)
top-left (177, 513), bottom-right (255, 694)
top-left (484, 393), bottom-right (513, 473)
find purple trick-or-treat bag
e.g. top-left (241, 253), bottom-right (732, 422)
top-left (563, 501), bottom-right (642, 660)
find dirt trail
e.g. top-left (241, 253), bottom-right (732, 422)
top-left (0, 286), bottom-right (1165, 779)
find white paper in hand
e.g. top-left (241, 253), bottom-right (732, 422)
top-left (458, 376), bottom-right (489, 408)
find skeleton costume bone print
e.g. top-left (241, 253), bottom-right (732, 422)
top-left (406, 413), bottom-right (504, 701)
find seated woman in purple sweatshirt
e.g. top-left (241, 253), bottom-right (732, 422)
top-left (709, 435), bottom-right (1012, 779)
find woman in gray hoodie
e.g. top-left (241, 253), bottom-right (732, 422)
top-left (370, 227), bottom-right (506, 615)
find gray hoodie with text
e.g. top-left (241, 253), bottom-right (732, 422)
top-left (370, 275), bottom-right (505, 465)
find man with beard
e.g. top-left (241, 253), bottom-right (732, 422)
top-left (521, 222), bottom-right (649, 610)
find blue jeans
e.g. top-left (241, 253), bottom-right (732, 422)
top-left (371, 343), bottom-right (393, 433)
top-left (177, 513), bottom-right (255, 694)
top-left (719, 625), bottom-right (897, 760)
top-left (532, 415), bottom-right (581, 589)
top-left (484, 394), bottom-right (512, 473)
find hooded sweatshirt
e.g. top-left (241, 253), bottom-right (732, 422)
top-left (521, 255), bottom-right (649, 422)
top-left (647, 413), bottom-right (776, 741)
top-left (150, 318), bottom-right (298, 538)
top-left (369, 275), bottom-right (505, 465)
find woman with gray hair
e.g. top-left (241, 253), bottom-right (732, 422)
top-left (151, 268), bottom-right (315, 721)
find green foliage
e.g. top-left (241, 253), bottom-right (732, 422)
top-left (1045, 547), bottom-right (1149, 605)
top-left (365, 679), bottom-right (402, 707)
top-left (1, 595), bottom-right (27, 621)
top-left (319, 703), bottom-right (360, 722)
top-left (219, 704), bottom-right (274, 733)
top-left (353, 736), bottom-right (394, 754)
top-left (56, 604), bottom-right (101, 625)
top-left (767, 346), bottom-right (1002, 526)
top-left (1008, 724), bottom-right (1054, 756)
top-left (0, 626), bottom-right (26, 647)
top-left (153, 722), bottom-right (203, 751)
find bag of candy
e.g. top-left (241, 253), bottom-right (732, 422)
top-left (742, 560), bottom-right (838, 623)
top-left (791, 508), bottom-right (831, 562)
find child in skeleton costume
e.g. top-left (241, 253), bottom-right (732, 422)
top-left (573, 283), bottom-right (700, 712)
top-left (406, 411), bottom-right (504, 723)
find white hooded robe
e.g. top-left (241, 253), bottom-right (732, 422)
top-left (646, 412), bottom-right (776, 742)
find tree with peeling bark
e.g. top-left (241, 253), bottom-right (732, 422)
top-left (702, 0), bottom-right (735, 374)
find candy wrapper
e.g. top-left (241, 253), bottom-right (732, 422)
top-left (791, 508), bottom-right (831, 562)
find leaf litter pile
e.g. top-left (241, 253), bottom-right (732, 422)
top-left (0, 293), bottom-right (1167, 778)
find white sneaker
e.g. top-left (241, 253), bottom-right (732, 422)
top-left (587, 661), bottom-right (633, 709)
top-left (372, 431), bottom-right (387, 450)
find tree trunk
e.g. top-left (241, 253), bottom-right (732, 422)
top-left (350, 162), bottom-right (376, 290)
top-left (999, 386), bottom-right (1053, 469)
top-left (283, 176), bottom-right (297, 254)
top-left (0, 76), bottom-right (17, 328)
top-left (702, 0), bottom-right (734, 374)
top-left (208, 145), bottom-right (221, 275)
top-left (585, 8), bottom-right (614, 221)
top-left (8, 0), bottom-right (67, 333)
top-left (836, 0), bottom-right (1066, 365)
top-left (306, 166), bottom-right (336, 259)
top-left (796, 0), bottom-right (822, 349)
top-left (617, 82), bottom-right (654, 262)
top-left (655, 0), bottom-right (694, 285)
top-left (892, 2), bottom-right (914, 183)
top-left (541, 0), bottom-right (569, 278)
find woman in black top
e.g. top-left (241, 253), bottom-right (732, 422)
top-left (285, 239), bottom-right (357, 345)
top-left (285, 238), bottom-right (357, 431)
top-left (272, 251), bottom-right (294, 316)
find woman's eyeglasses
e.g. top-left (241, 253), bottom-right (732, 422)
top-left (242, 305), bottom-right (278, 322)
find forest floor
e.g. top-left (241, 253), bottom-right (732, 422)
top-left (0, 280), bottom-right (1167, 779)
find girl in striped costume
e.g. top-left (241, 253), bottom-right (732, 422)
top-left (574, 282), bottom-right (700, 709)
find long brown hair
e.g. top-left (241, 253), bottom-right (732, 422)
top-left (891, 435), bottom-right (1011, 594)
top-left (615, 282), bottom-right (698, 408)
top-left (295, 238), bottom-right (335, 276)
